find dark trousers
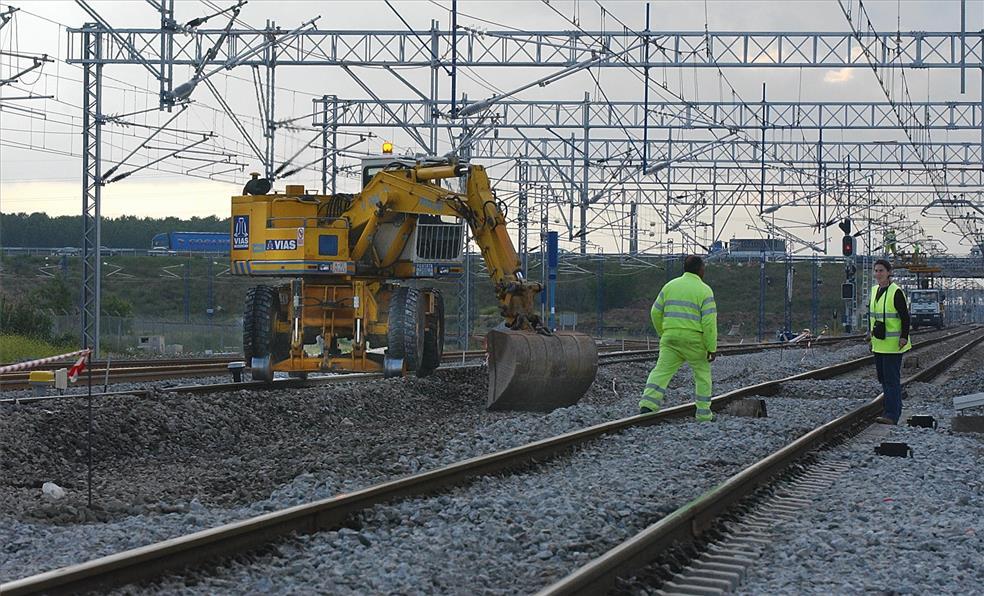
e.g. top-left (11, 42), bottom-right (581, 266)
top-left (874, 353), bottom-right (904, 422)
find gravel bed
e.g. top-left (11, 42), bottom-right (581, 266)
top-left (139, 393), bottom-right (874, 595)
top-left (0, 341), bottom-right (873, 583)
top-left (737, 372), bottom-right (984, 595)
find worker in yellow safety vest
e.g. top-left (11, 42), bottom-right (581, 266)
top-left (640, 255), bottom-right (718, 422)
top-left (868, 258), bottom-right (911, 424)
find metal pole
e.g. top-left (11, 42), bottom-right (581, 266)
top-left (811, 255), bottom-right (819, 332)
top-left (81, 24), bottom-right (103, 357)
top-left (517, 159), bottom-right (529, 274)
top-left (158, 0), bottom-right (174, 108)
top-left (758, 253), bottom-right (766, 341)
top-left (596, 255), bottom-right (604, 338)
top-left (629, 202), bottom-right (638, 255)
top-left (451, 0), bottom-right (457, 117)
top-left (548, 231), bottom-right (558, 329)
top-left (784, 252), bottom-right (792, 335)
top-left (711, 164), bottom-right (718, 246)
top-left (960, 0), bottom-right (966, 94)
top-left (184, 261), bottom-right (191, 323)
top-left (540, 188), bottom-right (549, 322)
top-left (429, 19), bottom-right (439, 154)
top-left (86, 354), bottom-right (93, 507)
top-left (331, 96), bottom-right (338, 194)
top-left (759, 82), bottom-right (766, 213)
top-left (580, 92), bottom-right (589, 254)
top-left (263, 21), bottom-right (277, 180)
top-left (207, 259), bottom-right (214, 326)
top-left (642, 2), bottom-right (650, 172)
top-left (464, 241), bottom-right (471, 348)
top-left (569, 134), bottom-right (576, 242)
top-left (320, 95), bottom-right (329, 194)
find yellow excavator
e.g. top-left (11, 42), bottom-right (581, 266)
top-left (230, 156), bottom-right (598, 410)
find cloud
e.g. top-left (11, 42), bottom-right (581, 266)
top-left (824, 68), bottom-right (855, 84)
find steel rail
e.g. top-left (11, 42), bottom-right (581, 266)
top-left (2, 326), bottom-right (974, 595)
top-left (0, 329), bottom-right (947, 404)
top-left (0, 350), bottom-right (489, 390)
top-left (536, 328), bottom-right (984, 595)
top-left (0, 332), bottom-right (879, 391)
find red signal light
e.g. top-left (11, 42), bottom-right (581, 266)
top-left (842, 235), bottom-right (855, 257)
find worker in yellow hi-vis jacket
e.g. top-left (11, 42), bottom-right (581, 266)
top-left (639, 255), bottom-right (718, 422)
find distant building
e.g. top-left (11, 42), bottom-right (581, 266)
top-left (713, 238), bottom-right (787, 258)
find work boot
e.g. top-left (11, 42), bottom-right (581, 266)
top-left (640, 406), bottom-right (658, 415)
top-left (875, 416), bottom-right (896, 425)
top-left (695, 400), bottom-right (713, 422)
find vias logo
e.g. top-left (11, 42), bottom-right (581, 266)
top-left (265, 239), bottom-right (297, 251)
top-left (232, 215), bottom-right (249, 250)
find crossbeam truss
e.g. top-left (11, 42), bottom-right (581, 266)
top-left (52, 16), bottom-right (984, 354)
top-left (314, 99), bottom-right (984, 131)
top-left (67, 29), bottom-right (984, 69)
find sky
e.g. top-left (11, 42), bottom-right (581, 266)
top-left (0, 0), bottom-right (982, 254)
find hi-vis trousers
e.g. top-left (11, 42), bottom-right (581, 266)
top-left (639, 331), bottom-right (713, 421)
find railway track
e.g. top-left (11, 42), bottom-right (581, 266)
top-left (537, 328), bottom-right (984, 595)
top-left (0, 329), bottom-right (881, 398)
top-left (0, 330), bottom-right (880, 403)
top-left (0, 351), bottom-right (484, 391)
top-left (2, 326), bottom-right (975, 595)
top-left (0, 333), bottom-right (872, 391)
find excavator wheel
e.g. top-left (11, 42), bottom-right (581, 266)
top-left (486, 329), bottom-right (598, 411)
top-left (416, 290), bottom-right (445, 378)
top-left (387, 286), bottom-right (426, 374)
top-left (245, 285), bottom-right (287, 382)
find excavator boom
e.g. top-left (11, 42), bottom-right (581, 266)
top-left (369, 162), bottom-right (598, 409)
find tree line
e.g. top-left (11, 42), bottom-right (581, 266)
top-left (0, 212), bottom-right (229, 249)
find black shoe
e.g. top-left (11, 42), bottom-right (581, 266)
top-left (640, 407), bottom-right (656, 415)
top-left (875, 416), bottom-right (896, 425)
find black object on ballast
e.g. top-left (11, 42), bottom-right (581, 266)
top-left (906, 415), bottom-right (937, 429)
top-left (874, 442), bottom-right (913, 458)
top-left (227, 361), bottom-right (246, 383)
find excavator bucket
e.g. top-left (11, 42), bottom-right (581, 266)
top-left (486, 329), bottom-right (599, 411)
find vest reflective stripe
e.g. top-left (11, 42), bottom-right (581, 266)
top-left (702, 308), bottom-right (717, 315)
top-left (869, 283), bottom-right (912, 354)
top-left (665, 311), bottom-right (701, 321)
top-left (643, 384), bottom-right (665, 400)
top-left (652, 292), bottom-right (666, 312)
top-left (695, 400), bottom-right (713, 421)
top-left (665, 300), bottom-right (701, 311)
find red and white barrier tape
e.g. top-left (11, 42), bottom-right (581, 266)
top-left (0, 349), bottom-right (91, 376)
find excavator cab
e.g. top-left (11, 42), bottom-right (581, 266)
top-left (231, 157), bottom-right (597, 411)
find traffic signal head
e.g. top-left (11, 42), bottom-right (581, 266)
top-left (842, 235), bottom-right (855, 257)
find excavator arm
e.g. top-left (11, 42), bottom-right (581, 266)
top-left (345, 161), bottom-right (597, 410)
top-left (347, 162), bottom-right (545, 331)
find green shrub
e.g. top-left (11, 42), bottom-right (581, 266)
top-left (0, 296), bottom-right (53, 339)
top-left (0, 334), bottom-right (77, 362)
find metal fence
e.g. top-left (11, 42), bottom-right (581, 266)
top-left (52, 315), bottom-right (242, 355)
